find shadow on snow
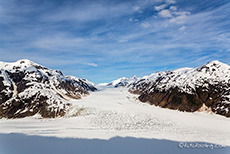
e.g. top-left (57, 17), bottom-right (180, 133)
top-left (0, 133), bottom-right (229, 154)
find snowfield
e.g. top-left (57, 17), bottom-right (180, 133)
top-left (0, 86), bottom-right (229, 147)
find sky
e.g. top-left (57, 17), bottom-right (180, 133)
top-left (0, 0), bottom-right (230, 83)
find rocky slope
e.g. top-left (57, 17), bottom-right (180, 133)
top-left (129, 60), bottom-right (230, 117)
top-left (0, 59), bottom-right (97, 118)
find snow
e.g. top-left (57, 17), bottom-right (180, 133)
top-left (107, 76), bottom-right (139, 87)
top-left (1, 59), bottom-right (230, 153)
top-left (12, 81), bottom-right (18, 97)
top-left (0, 70), bottom-right (12, 96)
top-left (1, 133), bottom-right (229, 154)
top-left (0, 59), bottom-right (97, 117)
top-left (0, 87), bottom-right (229, 146)
top-left (131, 60), bottom-right (230, 97)
top-left (0, 70), bottom-right (11, 87)
top-left (67, 76), bottom-right (96, 91)
top-left (0, 59), bottom-right (37, 72)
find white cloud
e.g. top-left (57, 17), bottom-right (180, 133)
top-left (42, 3), bottom-right (135, 22)
top-left (1, 0), bottom-right (230, 81)
top-left (129, 17), bottom-right (139, 22)
top-left (169, 15), bottom-right (186, 23)
top-left (154, 4), bottom-right (167, 11)
top-left (141, 22), bottom-right (151, 28)
top-left (32, 35), bottom-right (86, 51)
top-left (179, 26), bottom-right (186, 31)
top-left (154, 0), bottom-right (176, 11)
top-left (173, 11), bottom-right (190, 16)
top-left (166, 0), bottom-right (176, 4)
top-left (119, 39), bottom-right (128, 43)
top-left (85, 63), bottom-right (98, 67)
top-left (169, 6), bottom-right (177, 11)
top-left (133, 6), bottom-right (140, 11)
top-left (133, 6), bottom-right (143, 13)
top-left (158, 9), bottom-right (173, 18)
top-left (170, 11), bottom-right (190, 24)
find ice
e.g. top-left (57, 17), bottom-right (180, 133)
top-left (0, 87), bottom-right (229, 146)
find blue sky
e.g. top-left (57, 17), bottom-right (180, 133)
top-left (0, 0), bottom-right (230, 83)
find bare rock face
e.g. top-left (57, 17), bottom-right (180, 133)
top-left (0, 59), bottom-right (97, 118)
top-left (129, 60), bottom-right (230, 117)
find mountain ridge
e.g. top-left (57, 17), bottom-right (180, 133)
top-left (0, 59), bottom-right (97, 118)
top-left (107, 76), bottom-right (139, 88)
top-left (129, 60), bottom-right (230, 117)
top-left (1, 59), bottom-right (230, 118)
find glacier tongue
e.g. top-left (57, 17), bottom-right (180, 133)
top-left (0, 87), bottom-right (229, 146)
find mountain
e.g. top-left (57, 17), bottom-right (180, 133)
top-left (107, 76), bottom-right (139, 88)
top-left (0, 59), bottom-right (97, 118)
top-left (1, 59), bottom-right (229, 118)
top-left (67, 76), bottom-right (97, 92)
top-left (129, 60), bottom-right (230, 117)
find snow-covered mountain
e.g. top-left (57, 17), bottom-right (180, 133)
top-left (1, 59), bottom-right (230, 118)
top-left (107, 76), bottom-right (139, 87)
top-left (0, 59), bottom-right (97, 118)
top-left (129, 60), bottom-right (230, 117)
top-left (67, 76), bottom-right (97, 92)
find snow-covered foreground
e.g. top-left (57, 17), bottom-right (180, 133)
top-left (0, 133), bottom-right (229, 154)
top-left (0, 87), bottom-right (230, 148)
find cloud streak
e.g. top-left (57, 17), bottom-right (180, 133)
top-left (85, 63), bottom-right (98, 67)
top-left (0, 0), bottom-right (230, 83)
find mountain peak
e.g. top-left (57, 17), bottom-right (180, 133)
top-left (0, 59), bottom-right (37, 70)
top-left (16, 59), bottom-right (33, 63)
top-left (15, 59), bottom-right (42, 67)
top-left (205, 60), bottom-right (229, 67)
top-left (196, 60), bottom-right (230, 73)
top-left (208, 60), bottom-right (221, 64)
top-left (130, 75), bottom-right (137, 79)
top-left (107, 76), bottom-right (139, 87)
